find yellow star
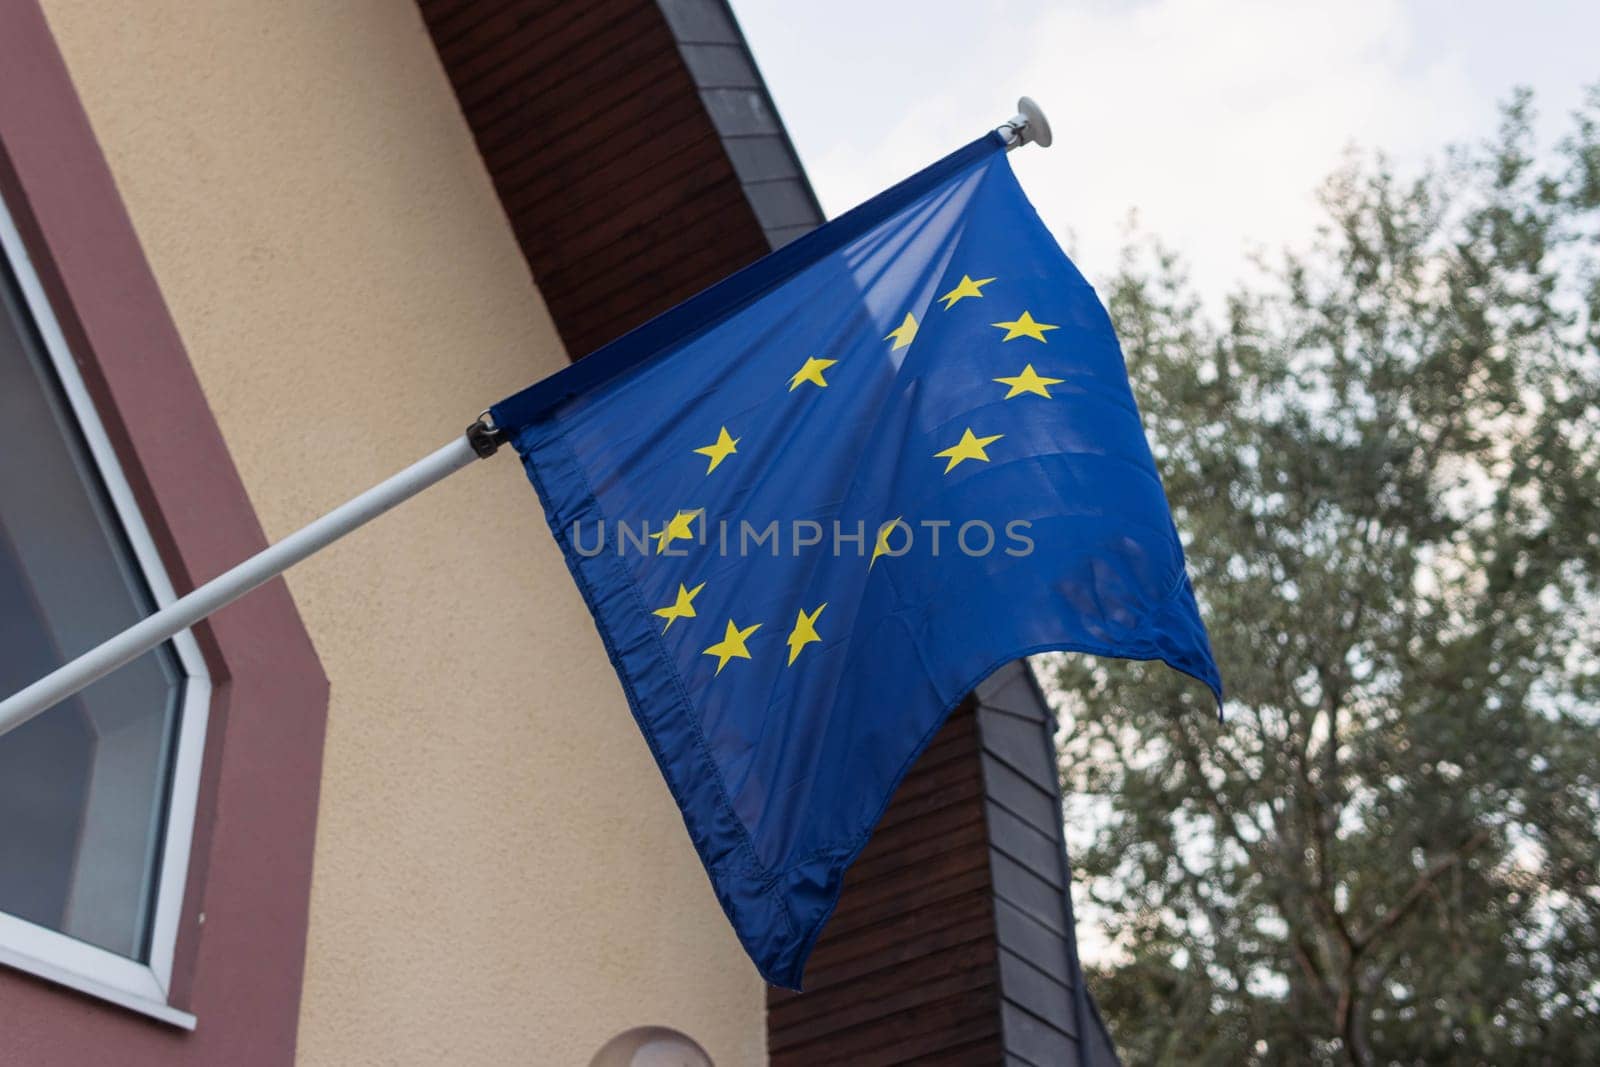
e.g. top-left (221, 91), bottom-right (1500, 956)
top-left (650, 508), bottom-right (703, 554)
top-left (785, 603), bottom-right (826, 666)
top-left (884, 312), bottom-right (919, 350)
top-left (693, 426), bottom-right (740, 473)
top-left (702, 618), bottom-right (761, 675)
top-left (934, 428), bottom-right (1004, 473)
top-left (994, 364), bottom-right (1065, 399)
top-left (938, 274), bottom-right (996, 309)
top-left (869, 517), bottom-right (904, 569)
top-left (991, 310), bottom-right (1059, 343)
top-left (652, 581), bottom-right (705, 632)
top-left (789, 356), bottom-right (838, 391)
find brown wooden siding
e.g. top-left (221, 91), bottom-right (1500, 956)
top-left (768, 700), bottom-right (1007, 1065)
top-left (418, 0), bottom-right (772, 359)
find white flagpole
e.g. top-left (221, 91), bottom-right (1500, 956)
top-left (0, 99), bottom-right (1051, 743)
top-left (0, 425), bottom-right (496, 740)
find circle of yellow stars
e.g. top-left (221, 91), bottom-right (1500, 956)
top-left (649, 270), bottom-right (1065, 678)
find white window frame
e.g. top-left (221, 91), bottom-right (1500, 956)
top-left (0, 192), bottom-right (207, 1030)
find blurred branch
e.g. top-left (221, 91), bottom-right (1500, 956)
top-left (1353, 827), bottom-right (1494, 953)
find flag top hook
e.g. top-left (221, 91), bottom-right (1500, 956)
top-left (1000, 96), bottom-right (1053, 150)
top-left (467, 410), bottom-right (507, 458)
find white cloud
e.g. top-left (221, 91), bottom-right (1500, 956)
top-left (736, 0), bottom-right (1592, 301)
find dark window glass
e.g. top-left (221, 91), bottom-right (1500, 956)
top-left (0, 254), bottom-right (183, 961)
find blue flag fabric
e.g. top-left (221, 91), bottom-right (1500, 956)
top-left (490, 132), bottom-right (1222, 988)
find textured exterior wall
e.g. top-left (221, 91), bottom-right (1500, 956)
top-left (34, 1), bottom-right (767, 1063)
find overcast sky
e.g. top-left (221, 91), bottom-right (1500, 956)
top-left (730, 0), bottom-right (1598, 303)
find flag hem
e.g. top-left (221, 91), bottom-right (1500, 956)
top-left (490, 133), bottom-right (1008, 434)
top-left (510, 417), bottom-right (807, 983)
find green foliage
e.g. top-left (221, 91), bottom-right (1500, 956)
top-left (1050, 88), bottom-right (1600, 1066)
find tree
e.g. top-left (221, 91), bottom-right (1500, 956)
top-left (1050, 89), bottom-right (1600, 1066)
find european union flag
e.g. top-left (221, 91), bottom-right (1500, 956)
top-left (490, 133), bottom-right (1221, 988)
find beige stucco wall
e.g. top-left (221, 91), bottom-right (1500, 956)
top-left (37, 1), bottom-right (767, 1063)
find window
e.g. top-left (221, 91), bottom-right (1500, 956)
top-left (0, 190), bottom-right (209, 1027)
